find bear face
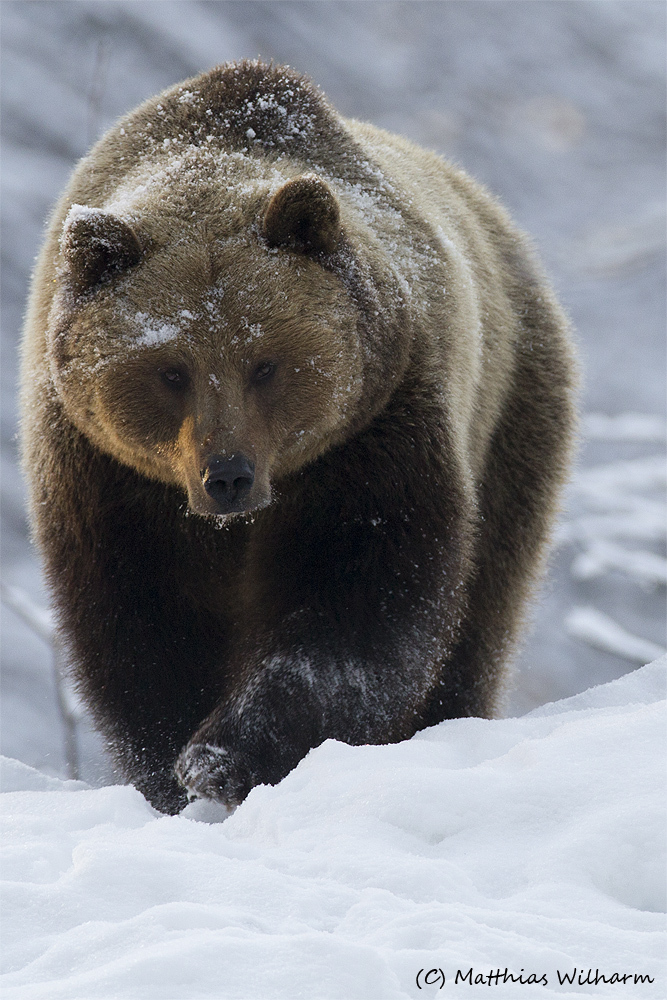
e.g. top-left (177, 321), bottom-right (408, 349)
top-left (47, 179), bottom-right (367, 519)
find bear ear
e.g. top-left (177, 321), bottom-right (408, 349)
top-left (60, 206), bottom-right (143, 295)
top-left (263, 175), bottom-right (340, 255)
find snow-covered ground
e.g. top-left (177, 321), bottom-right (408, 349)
top-left (2, 659), bottom-right (665, 999)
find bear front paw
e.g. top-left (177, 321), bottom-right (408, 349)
top-left (174, 742), bottom-right (252, 806)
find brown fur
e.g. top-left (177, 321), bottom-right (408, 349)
top-left (20, 61), bottom-right (577, 812)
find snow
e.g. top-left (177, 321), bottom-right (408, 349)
top-left (1, 659), bottom-right (665, 999)
top-left (565, 606), bottom-right (666, 664)
top-left (581, 413), bottom-right (667, 443)
top-left (62, 203), bottom-right (108, 226)
top-left (570, 541), bottom-right (667, 587)
top-left (132, 311), bottom-right (181, 348)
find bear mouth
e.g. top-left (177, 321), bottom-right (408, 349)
top-left (186, 478), bottom-right (272, 520)
top-left (191, 496), bottom-right (272, 523)
top-left (187, 493), bottom-right (262, 519)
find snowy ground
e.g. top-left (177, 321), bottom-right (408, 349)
top-left (2, 659), bottom-right (665, 999)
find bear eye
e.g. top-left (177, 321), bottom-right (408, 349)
top-left (252, 360), bottom-right (277, 383)
top-left (160, 368), bottom-right (188, 389)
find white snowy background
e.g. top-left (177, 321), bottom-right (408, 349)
top-left (1, 3), bottom-right (665, 998)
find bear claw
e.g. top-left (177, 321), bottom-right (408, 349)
top-left (174, 742), bottom-right (252, 806)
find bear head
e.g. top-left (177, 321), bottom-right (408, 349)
top-left (46, 167), bottom-right (372, 520)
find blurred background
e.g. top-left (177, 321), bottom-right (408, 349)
top-left (2, 0), bottom-right (665, 785)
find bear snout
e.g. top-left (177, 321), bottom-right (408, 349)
top-left (201, 454), bottom-right (256, 512)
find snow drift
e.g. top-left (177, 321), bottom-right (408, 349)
top-left (2, 658), bottom-right (665, 1000)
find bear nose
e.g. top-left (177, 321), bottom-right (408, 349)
top-left (201, 454), bottom-right (255, 510)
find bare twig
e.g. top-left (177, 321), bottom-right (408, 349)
top-left (0, 580), bottom-right (53, 643)
top-left (87, 36), bottom-right (110, 150)
top-left (1, 581), bottom-right (80, 780)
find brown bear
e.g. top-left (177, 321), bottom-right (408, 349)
top-left (20, 61), bottom-right (577, 814)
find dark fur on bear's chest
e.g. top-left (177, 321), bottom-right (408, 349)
top-left (21, 61), bottom-right (576, 813)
